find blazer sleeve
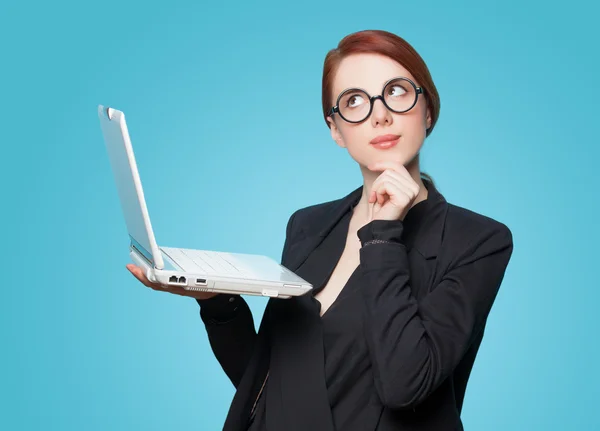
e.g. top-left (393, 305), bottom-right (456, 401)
top-left (356, 218), bottom-right (514, 410)
top-left (196, 210), bottom-right (299, 388)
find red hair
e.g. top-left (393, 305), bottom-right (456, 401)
top-left (322, 30), bottom-right (440, 138)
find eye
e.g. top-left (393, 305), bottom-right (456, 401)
top-left (388, 85), bottom-right (407, 97)
top-left (346, 94), bottom-right (366, 108)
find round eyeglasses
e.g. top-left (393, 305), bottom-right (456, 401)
top-left (328, 77), bottom-right (424, 123)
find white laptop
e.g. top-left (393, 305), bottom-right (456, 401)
top-left (97, 105), bottom-right (312, 299)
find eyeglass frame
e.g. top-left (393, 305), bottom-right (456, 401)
top-left (328, 76), bottom-right (424, 124)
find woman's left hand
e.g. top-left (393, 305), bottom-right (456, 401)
top-left (367, 161), bottom-right (420, 222)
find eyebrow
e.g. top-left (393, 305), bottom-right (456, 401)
top-left (337, 79), bottom-right (392, 94)
top-left (336, 76), bottom-right (414, 96)
top-left (335, 83), bottom-right (378, 97)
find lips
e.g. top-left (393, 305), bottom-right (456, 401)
top-left (370, 134), bottom-right (401, 145)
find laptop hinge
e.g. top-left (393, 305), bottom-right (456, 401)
top-left (129, 236), bottom-right (156, 269)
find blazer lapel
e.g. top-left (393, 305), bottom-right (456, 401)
top-left (284, 185), bottom-right (363, 273)
top-left (260, 186), bottom-right (363, 431)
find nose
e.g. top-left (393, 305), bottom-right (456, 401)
top-left (370, 96), bottom-right (392, 126)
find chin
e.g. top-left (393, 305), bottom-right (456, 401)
top-left (349, 144), bottom-right (418, 167)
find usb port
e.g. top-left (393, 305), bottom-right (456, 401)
top-left (195, 279), bottom-right (207, 286)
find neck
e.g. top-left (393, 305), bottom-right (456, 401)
top-left (353, 153), bottom-right (429, 222)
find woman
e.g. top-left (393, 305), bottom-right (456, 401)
top-left (127, 29), bottom-right (513, 431)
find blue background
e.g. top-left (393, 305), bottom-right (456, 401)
top-left (1, 0), bottom-right (598, 429)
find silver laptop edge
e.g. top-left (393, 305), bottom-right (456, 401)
top-left (98, 104), bottom-right (312, 298)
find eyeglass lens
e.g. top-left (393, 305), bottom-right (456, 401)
top-left (337, 78), bottom-right (417, 122)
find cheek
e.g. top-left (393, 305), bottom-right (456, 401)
top-left (338, 124), bottom-right (370, 150)
top-left (400, 120), bottom-right (427, 153)
top-left (400, 116), bottom-right (426, 138)
top-left (395, 106), bottom-right (428, 139)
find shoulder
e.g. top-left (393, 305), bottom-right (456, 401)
top-left (443, 202), bottom-right (513, 267)
top-left (279, 197), bottom-right (343, 266)
top-left (445, 202), bottom-right (512, 238)
top-left (286, 196), bottom-right (343, 236)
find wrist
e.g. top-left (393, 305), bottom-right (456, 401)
top-left (357, 219), bottom-right (405, 245)
top-left (197, 294), bottom-right (243, 324)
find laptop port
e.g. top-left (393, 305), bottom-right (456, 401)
top-left (195, 279), bottom-right (207, 286)
top-left (169, 276), bottom-right (178, 283)
top-left (178, 276), bottom-right (186, 284)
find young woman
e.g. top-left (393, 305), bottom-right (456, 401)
top-left (128, 29), bottom-right (514, 431)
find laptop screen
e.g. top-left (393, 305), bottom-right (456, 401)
top-left (98, 105), bottom-right (164, 270)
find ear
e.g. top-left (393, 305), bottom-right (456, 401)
top-left (327, 116), bottom-right (346, 148)
top-left (425, 108), bottom-right (432, 131)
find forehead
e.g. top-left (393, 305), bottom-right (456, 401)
top-left (332, 53), bottom-right (416, 96)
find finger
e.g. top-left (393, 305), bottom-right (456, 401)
top-left (372, 173), bottom-right (402, 206)
top-left (369, 161), bottom-right (415, 186)
top-left (159, 285), bottom-right (187, 296)
top-left (368, 189), bottom-right (377, 203)
top-left (370, 179), bottom-right (386, 206)
top-left (376, 182), bottom-right (392, 206)
top-left (384, 171), bottom-right (419, 198)
top-left (369, 187), bottom-right (381, 204)
top-left (373, 180), bottom-right (411, 208)
top-left (126, 264), bottom-right (146, 282)
top-left (377, 187), bottom-right (388, 206)
top-left (374, 165), bottom-right (415, 190)
top-left (369, 178), bottom-right (384, 205)
top-left (375, 197), bottom-right (383, 211)
top-left (381, 168), bottom-right (415, 189)
top-left (372, 169), bottom-right (419, 201)
top-left (126, 264), bottom-right (156, 288)
top-left (372, 170), bottom-right (409, 196)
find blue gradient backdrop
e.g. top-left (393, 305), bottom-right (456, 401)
top-left (1, 0), bottom-right (598, 429)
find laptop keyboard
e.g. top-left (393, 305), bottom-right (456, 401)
top-left (163, 247), bottom-right (253, 277)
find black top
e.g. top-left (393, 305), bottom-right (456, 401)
top-left (197, 179), bottom-right (513, 431)
top-left (249, 203), bottom-right (364, 431)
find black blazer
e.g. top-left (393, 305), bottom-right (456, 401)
top-left (197, 179), bottom-right (513, 431)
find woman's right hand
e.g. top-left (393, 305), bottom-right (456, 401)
top-left (126, 264), bottom-right (220, 301)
